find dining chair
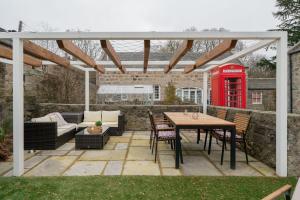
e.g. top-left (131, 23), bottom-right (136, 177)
top-left (147, 109), bottom-right (172, 150)
top-left (148, 111), bottom-right (183, 163)
top-left (203, 109), bottom-right (228, 150)
top-left (208, 112), bottom-right (251, 165)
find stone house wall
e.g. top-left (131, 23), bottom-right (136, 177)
top-left (247, 89), bottom-right (276, 111)
top-left (291, 50), bottom-right (300, 113)
top-left (36, 103), bottom-right (300, 176)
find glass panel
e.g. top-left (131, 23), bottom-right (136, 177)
top-left (190, 90), bottom-right (196, 103)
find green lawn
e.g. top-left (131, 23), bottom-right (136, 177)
top-left (0, 176), bottom-right (297, 200)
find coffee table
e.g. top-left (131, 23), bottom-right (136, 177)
top-left (75, 126), bottom-right (110, 149)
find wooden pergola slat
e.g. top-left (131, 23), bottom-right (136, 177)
top-left (57, 40), bottom-right (105, 73)
top-left (24, 41), bottom-right (70, 68)
top-left (165, 40), bottom-right (193, 73)
top-left (144, 40), bottom-right (150, 73)
top-left (184, 39), bottom-right (237, 73)
top-left (0, 45), bottom-right (42, 67)
top-left (100, 40), bottom-right (126, 73)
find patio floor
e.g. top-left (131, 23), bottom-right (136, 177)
top-left (0, 131), bottom-right (276, 177)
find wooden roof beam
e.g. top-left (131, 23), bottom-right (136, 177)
top-left (144, 40), bottom-right (150, 73)
top-left (100, 40), bottom-right (126, 73)
top-left (0, 45), bottom-right (42, 67)
top-left (165, 40), bottom-right (193, 73)
top-left (57, 40), bottom-right (105, 73)
top-left (23, 41), bottom-right (70, 68)
top-left (184, 39), bottom-right (237, 73)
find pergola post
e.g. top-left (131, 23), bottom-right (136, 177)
top-left (276, 33), bottom-right (288, 177)
top-left (85, 70), bottom-right (90, 111)
top-left (12, 38), bottom-right (24, 176)
top-left (203, 72), bottom-right (208, 114)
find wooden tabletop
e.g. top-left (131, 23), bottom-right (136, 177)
top-left (164, 112), bottom-right (235, 126)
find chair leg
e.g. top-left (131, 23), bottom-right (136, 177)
top-left (204, 130), bottom-right (208, 150)
top-left (197, 129), bottom-right (200, 144)
top-left (149, 129), bottom-right (153, 149)
top-left (221, 131), bottom-right (226, 165)
top-left (152, 135), bottom-right (156, 154)
top-left (155, 138), bottom-right (159, 163)
top-left (243, 137), bottom-right (249, 164)
top-left (170, 140), bottom-right (174, 150)
top-left (208, 133), bottom-right (212, 155)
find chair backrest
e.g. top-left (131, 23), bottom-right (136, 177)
top-left (234, 113), bottom-right (251, 135)
top-left (216, 109), bottom-right (227, 120)
top-left (148, 110), bottom-right (156, 131)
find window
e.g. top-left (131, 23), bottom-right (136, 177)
top-left (176, 88), bottom-right (202, 104)
top-left (153, 85), bottom-right (160, 101)
top-left (121, 93), bottom-right (128, 101)
top-left (251, 91), bottom-right (263, 104)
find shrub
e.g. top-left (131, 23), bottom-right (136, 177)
top-left (95, 121), bottom-right (102, 127)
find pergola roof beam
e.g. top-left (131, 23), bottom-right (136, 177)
top-left (184, 39), bottom-right (237, 73)
top-left (144, 40), bottom-right (150, 73)
top-left (0, 45), bottom-right (42, 67)
top-left (100, 40), bottom-right (126, 73)
top-left (23, 41), bottom-right (70, 68)
top-left (57, 40), bottom-right (104, 73)
top-left (165, 40), bottom-right (193, 73)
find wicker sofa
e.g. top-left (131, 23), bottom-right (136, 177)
top-left (24, 112), bottom-right (77, 150)
top-left (77, 110), bottom-right (125, 136)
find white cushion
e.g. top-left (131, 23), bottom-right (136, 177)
top-left (78, 122), bottom-right (96, 128)
top-left (57, 123), bottom-right (77, 136)
top-left (102, 111), bottom-right (120, 123)
top-left (32, 116), bottom-right (52, 123)
top-left (84, 111), bottom-right (102, 122)
top-left (102, 122), bottom-right (118, 128)
top-left (47, 113), bottom-right (67, 127)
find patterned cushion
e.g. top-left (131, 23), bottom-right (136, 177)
top-left (158, 131), bottom-right (175, 139)
top-left (156, 124), bottom-right (170, 129)
top-left (213, 130), bottom-right (242, 140)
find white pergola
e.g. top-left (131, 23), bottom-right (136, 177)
top-left (0, 31), bottom-right (287, 177)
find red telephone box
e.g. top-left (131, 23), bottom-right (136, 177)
top-left (210, 63), bottom-right (246, 108)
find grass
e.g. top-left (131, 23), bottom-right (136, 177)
top-left (0, 176), bottom-right (297, 200)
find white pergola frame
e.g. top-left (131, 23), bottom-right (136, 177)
top-left (0, 31), bottom-right (287, 177)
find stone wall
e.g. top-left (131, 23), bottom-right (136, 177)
top-left (291, 51), bottom-right (300, 113)
top-left (247, 89), bottom-right (276, 111)
top-left (0, 63), bottom-right (97, 122)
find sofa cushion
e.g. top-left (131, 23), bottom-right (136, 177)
top-left (102, 111), bottom-right (120, 123)
top-left (47, 113), bottom-right (68, 127)
top-left (78, 122), bottom-right (96, 128)
top-left (83, 111), bottom-right (102, 122)
top-left (102, 122), bottom-right (118, 128)
top-left (57, 123), bottom-right (77, 136)
top-left (31, 116), bottom-right (52, 123)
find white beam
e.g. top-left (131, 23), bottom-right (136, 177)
top-left (203, 39), bottom-right (276, 72)
top-left (12, 38), bottom-right (24, 176)
top-left (85, 70), bottom-right (90, 111)
top-left (203, 72), bottom-right (208, 114)
top-left (0, 31), bottom-right (283, 40)
top-left (276, 33), bottom-right (288, 177)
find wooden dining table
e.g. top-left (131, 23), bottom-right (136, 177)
top-left (164, 112), bottom-right (237, 169)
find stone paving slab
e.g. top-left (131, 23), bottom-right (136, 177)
top-left (115, 143), bottom-right (128, 150)
top-left (103, 161), bottom-right (123, 175)
top-left (0, 162), bottom-right (12, 175)
top-left (123, 161), bottom-right (160, 175)
top-left (68, 150), bottom-right (84, 156)
top-left (109, 137), bottom-right (131, 143)
top-left (103, 143), bottom-right (116, 150)
top-left (37, 150), bottom-right (68, 156)
top-left (159, 155), bottom-right (175, 168)
top-left (131, 139), bottom-right (149, 147)
top-left (214, 162), bottom-right (262, 176)
top-left (132, 135), bottom-right (149, 140)
top-left (24, 156), bottom-right (77, 176)
top-left (79, 150), bottom-right (126, 161)
top-left (205, 150), bottom-right (257, 162)
top-left (63, 161), bottom-right (106, 176)
top-left (162, 168), bottom-right (182, 176)
top-left (181, 156), bottom-right (222, 176)
top-left (127, 147), bottom-right (154, 161)
top-left (57, 143), bottom-right (75, 151)
top-left (122, 131), bottom-right (133, 137)
top-left (24, 155), bottom-right (48, 169)
top-left (249, 162), bottom-right (276, 177)
top-left (4, 168), bottom-right (30, 177)
top-left (133, 131), bottom-right (150, 135)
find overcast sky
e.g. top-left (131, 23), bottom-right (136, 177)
top-left (0, 0), bottom-right (279, 32)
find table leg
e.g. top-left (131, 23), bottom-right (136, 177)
top-left (175, 127), bottom-right (180, 169)
top-left (197, 128), bottom-right (200, 144)
top-left (230, 128), bottom-right (236, 169)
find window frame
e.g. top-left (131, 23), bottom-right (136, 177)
top-left (153, 85), bottom-right (160, 101)
top-left (251, 91), bottom-right (263, 105)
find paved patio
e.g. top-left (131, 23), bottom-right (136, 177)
top-left (0, 131), bottom-right (276, 177)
